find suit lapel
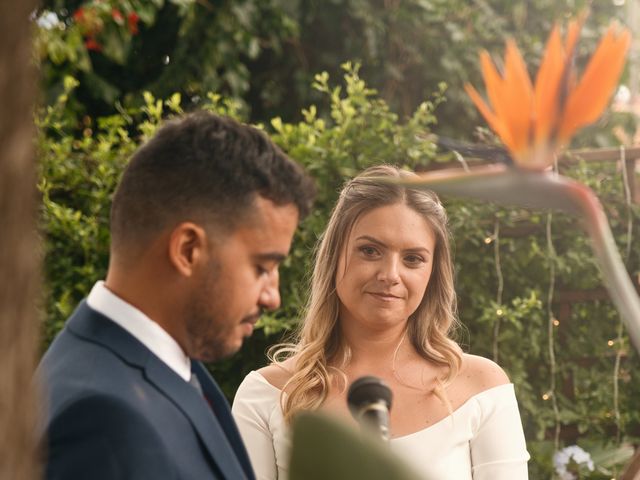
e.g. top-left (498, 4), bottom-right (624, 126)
top-left (144, 360), bottom-right (248, 480)
top-left (192, 362), bottom-right (255, 480)
top-left (67, 301), bottom-right (150, 368)
top-left (67, 302), bottom-right (248, 480)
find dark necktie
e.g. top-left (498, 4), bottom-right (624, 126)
top-left (189, 373), bottom-right (204, 397)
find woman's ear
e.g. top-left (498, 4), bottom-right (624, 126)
top-left (167, 222), bottom-right (207, 277)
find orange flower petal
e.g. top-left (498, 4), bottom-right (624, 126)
top-left (534, 25), bottom-right (565, 144)
top-left (480, 51), bottom-right (506, 117)
top-left (562, 12), bottom-right (588, 94)
top-left (565, 12), bottom-right (587, 58)
top-left (464, 83), bottom-right (516, 153)
top-left (479, 51), bottom-right (517, 146)
top-left (502, 40), bottom-right (534, 154)
top-left (560, 25), bottom-right (631, 140)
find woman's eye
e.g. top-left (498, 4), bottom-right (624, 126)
top-left (256, 265), bottom-right (269, 276)
top-left (404, 255), bottom-right (425, 265)
top-left (359, 246), bottom-right (378, 257)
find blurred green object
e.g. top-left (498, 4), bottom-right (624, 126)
top-left (289, 412), bottom-right (420, 480)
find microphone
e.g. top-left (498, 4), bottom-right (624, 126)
top-left (347, 376), bottom-right (393, 441)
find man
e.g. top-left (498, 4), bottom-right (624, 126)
top-left (39, 112), bottom-right (315, 479)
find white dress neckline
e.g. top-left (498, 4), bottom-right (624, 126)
top-left (233, 370), bottom-right (530, 479)
top-left (246, 370), bottom-right (515, 440)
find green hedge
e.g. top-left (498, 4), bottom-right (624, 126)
top-left (39, 66), bottom-right (639, 478)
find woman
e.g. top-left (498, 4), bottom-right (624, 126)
top-left (232, 165), bottom-right (529, 479)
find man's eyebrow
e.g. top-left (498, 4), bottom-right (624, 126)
top-left (253, 252), bottom-right (287, 263)
top-left (355, 235), bottom-right (431, 255)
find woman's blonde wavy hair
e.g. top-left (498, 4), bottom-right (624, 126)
top-left (271, 165), bottom-right (462, 423)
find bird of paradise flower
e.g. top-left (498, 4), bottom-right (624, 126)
top-left (466, 13), bottom-right (630, 170)
top-left (394, 15), bottom-right (640, 354)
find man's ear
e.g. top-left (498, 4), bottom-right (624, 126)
top-left (167, 222), bottom-right (207, 277)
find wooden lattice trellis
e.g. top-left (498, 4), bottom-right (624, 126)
top-left (432, 145), bottom-right (640, 204)
top-left (562, 146), bottom-right (640, 204)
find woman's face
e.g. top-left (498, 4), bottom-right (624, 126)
top-left (335, 202), bottom-right (436, 333)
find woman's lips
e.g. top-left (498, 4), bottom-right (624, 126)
top-left (367, 292), bottom-right (401, 301)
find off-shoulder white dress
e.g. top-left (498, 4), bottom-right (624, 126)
top-left (232, 371), bottom-right (530, 480)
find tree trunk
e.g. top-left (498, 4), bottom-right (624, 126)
top-left (0, 1), bottom-right (41, 478)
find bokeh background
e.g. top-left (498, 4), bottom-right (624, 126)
top-left (34, 1), bottom-right (640, 477)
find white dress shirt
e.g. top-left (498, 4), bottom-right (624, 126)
top-left (87, 281), bottom-right (192, 381)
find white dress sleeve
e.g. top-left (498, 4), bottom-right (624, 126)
top-left (469, 384), bottom-right (530, 479)
top-left (232, 371), bottom-right (288, 480)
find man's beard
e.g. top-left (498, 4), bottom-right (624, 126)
top-left (185, 303), bottom-right (239, 362)
top-left (183, 259), bottom-right (238, 362)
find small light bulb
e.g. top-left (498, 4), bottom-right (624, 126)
top-left (553, 319), bottom-right (560, 327)
top-left (608, 340), bottom-right (615, 347)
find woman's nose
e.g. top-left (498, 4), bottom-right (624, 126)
top-left (377, 256), bottom-right (401, 284)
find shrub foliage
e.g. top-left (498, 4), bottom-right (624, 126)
top-left (39, 64), bottom-right (639, 477)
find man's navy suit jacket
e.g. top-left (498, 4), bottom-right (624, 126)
top-left (39, 301), bottom-right (256, 480)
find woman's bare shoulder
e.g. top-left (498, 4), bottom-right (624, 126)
top-left (453, 353), bottom-right (510, 397)
top-left (257, 357), bottom-right (296, 390)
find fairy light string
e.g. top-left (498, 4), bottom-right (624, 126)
top-left (492, 218), bottom-right (504, 363)
top-left (546, 156), bottom-right (561, 450)
top-left (613, 145), bottom-right (633, 445)
top-left (620, 145), bottom-right (633, 262)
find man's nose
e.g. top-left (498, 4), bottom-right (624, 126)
top-left (259, 269), bottom-right (281, 311)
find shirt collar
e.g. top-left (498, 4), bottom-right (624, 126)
top-left (87, 281), bottom-right (192, 381)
